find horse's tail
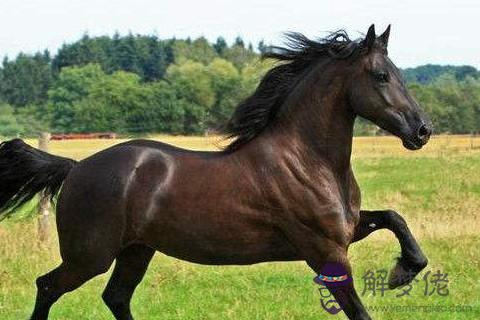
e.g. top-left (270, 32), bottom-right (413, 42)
top-left (0, 139), bottom-right (77, 220)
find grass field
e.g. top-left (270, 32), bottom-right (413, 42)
top-left (0, 135), bottom-right (479, 319)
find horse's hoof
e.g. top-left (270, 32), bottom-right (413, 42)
top-left (388, 256), bottom-right (428, 289)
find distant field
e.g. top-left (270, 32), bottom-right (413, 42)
top-left (1, 135), bottom-right (479, 319)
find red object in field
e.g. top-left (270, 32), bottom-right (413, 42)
top-left (50, 133), bottom-right (117, 140)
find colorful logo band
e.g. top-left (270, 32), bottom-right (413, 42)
top-left (314, 273), bottom-right (349, 283)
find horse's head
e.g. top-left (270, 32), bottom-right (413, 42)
top-left (349, 25), bottom-right (432, 150)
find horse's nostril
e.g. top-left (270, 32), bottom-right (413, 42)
top-left (417, 124), bottom-right (431, 140)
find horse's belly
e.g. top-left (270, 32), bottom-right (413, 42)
top-left (141, 217), bottom-right (299, 265)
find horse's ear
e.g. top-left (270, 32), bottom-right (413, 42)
top-left (364, 24), bottom-right (376, 51)
top-left (379, 25), bottom-right (391, 48)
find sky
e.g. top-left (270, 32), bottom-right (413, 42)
top-left (0, 0), bottom-right (479, 68)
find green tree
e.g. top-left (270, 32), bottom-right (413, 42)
top-left (111, 33), bottom-right (141, 75)
top-left (206, 58), bottom-right (242, 128)
top-left (0, 51), bottom-right (53, 107)
top-left (222, 43), bottom-right (257, 70)
top-left (234, 36), bottom-right (245, 48)
top-left (402, 64), bottom-right (480, 84)
top-left (172, 37), bottom-right (218, 65)
top-left (166, 60), bottom-right (215, 133)
top-left (142, 81), bottom-right (186, 133)
top-left (213, 37), bottom-right (228, 55)
top-left (75, 71), bottom-right (185, 133)
top-left (0, 104), bottom-right (23, 136)
top-left (48, 64), bottom-right (107, 131)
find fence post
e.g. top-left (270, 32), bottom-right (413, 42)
top-left (38, 132), bottom-right (51, 242)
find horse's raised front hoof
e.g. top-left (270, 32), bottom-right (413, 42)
top-left (388, 256), bottom-right (428, 289)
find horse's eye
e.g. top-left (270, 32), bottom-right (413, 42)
top-left (374, 71), bottom-right (389, 83)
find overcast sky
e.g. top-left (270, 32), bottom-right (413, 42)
top-left (0, 0), bottom-right (478, 68)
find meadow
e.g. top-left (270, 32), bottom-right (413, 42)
top-left (0, 134), bottom-right (479, 319)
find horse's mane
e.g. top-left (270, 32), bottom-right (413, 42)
top-left (223, 31), bottom-right (366, 152)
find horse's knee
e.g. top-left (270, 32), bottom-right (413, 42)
top-left (32, 269), bottom-right (68, 319)
top-left (36, 274), bottom-right (49, 291)
top-left (35, 271), bottom-right (62, 303)
top-left (380, 210), bottom-right (426, 263)
top-left (384, 210), bottom-right (407, 228)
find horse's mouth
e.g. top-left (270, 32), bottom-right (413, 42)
top-left (402, 136), bottom-right (428, 150)
top-left (402, 139), bottom-right (422, 150)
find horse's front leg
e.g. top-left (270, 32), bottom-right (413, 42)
top-left (284, 225), bottom-right (371, 320)
top-left (352, 210), bottom-right (428, 288)
top-left (307, 250), bottom-right (371, 320)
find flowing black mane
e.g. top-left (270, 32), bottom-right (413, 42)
top-left (223, 31), bottom-right (366, 152)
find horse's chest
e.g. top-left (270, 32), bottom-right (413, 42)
top-left (336, 174), bottom-right (361, 241)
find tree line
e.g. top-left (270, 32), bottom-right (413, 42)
top-left (0, 33), bottom-right (479, 137)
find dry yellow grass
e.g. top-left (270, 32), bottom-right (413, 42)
top-left (352, 134), bottom-right (480, 159)
top-left (20, 134), bottom-right (480, 160)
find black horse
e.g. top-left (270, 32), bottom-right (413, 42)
top-left (0, 25), bottom-right (431, 320)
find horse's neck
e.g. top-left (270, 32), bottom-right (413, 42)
top-left (267, 66), bottom-right (356, 173)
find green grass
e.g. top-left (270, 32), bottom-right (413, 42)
top-left (1, 135), bottom-right (479, 319)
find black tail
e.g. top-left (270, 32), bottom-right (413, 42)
top-left (0, 139), bottom-right (77, 220)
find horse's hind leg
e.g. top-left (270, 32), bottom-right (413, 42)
top-left (352, 210), bottom-right (428, 288)
top-left (31, 260), bottom-right (113, 320)
top-left (102, 244), bottom-right (155, 320)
